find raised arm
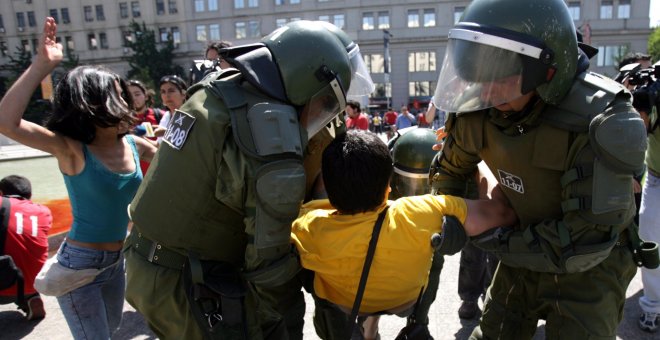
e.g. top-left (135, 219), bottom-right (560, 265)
top-left (0, 17), bottom-right (68, 156)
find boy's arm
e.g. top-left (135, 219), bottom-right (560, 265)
top-left (463, 198), bottom-right (517, 236)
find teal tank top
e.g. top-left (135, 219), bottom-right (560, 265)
top-left (64, 135), bottom-right (143, 243)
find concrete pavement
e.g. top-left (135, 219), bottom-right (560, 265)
top-left (1, 252), bottom-right (656, 340)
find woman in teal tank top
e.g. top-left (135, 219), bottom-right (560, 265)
top-left (0, 17), bottom-right (157, 339)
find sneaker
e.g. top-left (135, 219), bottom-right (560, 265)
top-left (25, 296), bottom-right (45, 320)
top-left (639, 312), bottom-right (659, 333)
top-left (458, 300), bottom-right (479, 319)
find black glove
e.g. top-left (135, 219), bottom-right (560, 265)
top-left (431, 215), bottom-right (468, 255)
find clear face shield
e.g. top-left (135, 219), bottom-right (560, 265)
top-left (300, 44), bottom-right (375, 138)
top-left (433, 26), bottom-right (551, 112)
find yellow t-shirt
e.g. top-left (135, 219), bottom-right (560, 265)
top-left (290, 194), bottom-right (467, 314)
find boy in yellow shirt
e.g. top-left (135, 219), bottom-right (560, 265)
top-left (290, 130), bottom-right (517, 340)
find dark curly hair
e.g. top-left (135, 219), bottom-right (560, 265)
top-left (45, 66), bottom-right (135, 144)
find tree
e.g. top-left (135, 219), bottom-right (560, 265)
top-left (648, 26), bottom-right (660, 63)
top-left (0, 45), bottom-right (49, 124)
top-left (125, 21), bottom-right (184, 106)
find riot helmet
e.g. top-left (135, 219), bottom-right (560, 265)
top-left (222, 21), bottom-right (374, 139)
top-left (434, 0), bottom-right (578, 112)
top-left (390, 128), bottom-right (438, 198)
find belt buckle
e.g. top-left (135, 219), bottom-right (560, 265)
top-left (147, 241), bottom-right (162, 263)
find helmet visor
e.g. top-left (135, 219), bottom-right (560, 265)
top-left (346, 44), bottom-right (375, 98)
top-left (300, 77), bottom-right (346, 139)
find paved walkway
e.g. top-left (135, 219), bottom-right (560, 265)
top-left (0, 252), bottom-right (655, 340)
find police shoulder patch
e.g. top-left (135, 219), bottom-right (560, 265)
top-left (163, 110), bottom-right (196, 150)
top-left (497, 169), bottom-right (524, 194)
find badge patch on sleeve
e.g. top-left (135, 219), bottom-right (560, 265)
top-left (497, 169), bottom-right (524, 194)
top-left (163, 110), bottom-right (196, 150)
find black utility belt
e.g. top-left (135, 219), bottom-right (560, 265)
top-left (131, 232), bottom-right (187, 270)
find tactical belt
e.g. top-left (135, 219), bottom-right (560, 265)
top-left (131, 232), bottom-right (187, 270)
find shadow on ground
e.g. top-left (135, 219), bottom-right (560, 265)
top-left (112, 310), bottom-right (156, 340)
top-left (0, 309), bottom-right (43, 339)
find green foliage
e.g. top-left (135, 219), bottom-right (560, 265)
top-left (124, 21), bottom-right (184, 106)
top-left (0, 46), bottom-right (49, 124)
top-left (649, 26), bottom-right (660, 63)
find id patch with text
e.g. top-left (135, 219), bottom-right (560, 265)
top-left (163, 110), bottom-right (196, 150)
top-left (497, 169), bottom-right (524, 194)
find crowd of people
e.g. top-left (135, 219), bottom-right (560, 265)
top-left (0, 0), bottom-right (659, 338)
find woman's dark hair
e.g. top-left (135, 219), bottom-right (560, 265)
top-left (159, 75), bottom-right (188, 93)
top-left (322, 130), bottom-right (393, 214)
top-left (45, 65), bottom-right (135, 144)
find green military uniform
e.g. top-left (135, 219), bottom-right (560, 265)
top-left (431, 71), bottom-right (645, 338)
top-left (429, 1), bottom-right (651, 338)
top-left (123, 20), bottom-right (374, 340)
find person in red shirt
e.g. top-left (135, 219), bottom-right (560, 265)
top-left (345, 100), bottom-right (369, 130)
top-left (128, 80), bottom-right (163, 175)
top-left (0, 175), bottom-right (52, 320)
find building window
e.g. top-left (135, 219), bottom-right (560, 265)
top-left (364, 53), bottom-right (384, 73)
top-left (171, 27), bottom-right (180, 46)
top-left (248, 21), bottom-right (260, 37)
top-left (28, 11), bottom-right (37, 27)
top-left (196, 25), bottom-right (206, 41)
top-left (208, 0), bottom-right (218, 11)
top-left (61, 8), bottom-right (70, 24)
top-left (319, 15), bottom-right (330, 22)
top-left (290, 0), bottom-right (300, 3)
top-left (122, 31), bottom-right (133, 46)
top-left (65, 36), bottom-right (75, 52)
top-left (21, 39), bottom-right (30, 54)
top-left (235, 22), bottom-right (246, 39)
top-left (290, 17), bottom-right (301, 22)
top-left (168, 0), bottom-right (178, 14)
top-left (362, 12), bottom-right (374, 30)
top-left (408, 9), bottom-right (420, 28)
top-left (88, 33), bottom-right (98, 50)
top-left (159, 27), bottom-right (168, 42)
top-left (84, 6), bottom-right (93, 22)
top-left (32, 39), bottom-right (39, 54)
top-left (597, 45), bottom-right (626, 66)
top-left (96, 5), bottom-right (105, 21)
top-left (600, 0), bottom-right (613, 19)
top-left (235, 0), bottom-right (244, 9)
top-left (618, 0), bottom-right (630, 19)
top-left (17, 13), bottom-right (26, 29)
top-left (119, 3), bottom-right (129, 19)
top-left (0, 41), bottom-right (8, 57)
top-left (195, 0), bottom-right (204, 11)
top-left (454, 6), bottom-right (464, 24)
top-left (132, 1), bottom-right (141, 17)
top-left (409, 81), bottom-right (436, 97)
top-left (378, 11), bottom-right (390, 29)
top-left (99, 32), bottom-right (108, 49)
top-left (275, 0), bottom-right (284, 5)
top-left (0, 15), bottom-right (4, 32)
top-left (209, 24), bottom-right (220, 40)
top-left (248, 0), bottom-right (258, 7)
top-left (371, 83), bottom-right (391, 98)
top-left (334, 14), bottom-right (345, 29)
top-left (276, 18), bottom-right (287, 28)
top-left (156, 0), bottom-right (166, 15)
top-left (408, 51), bottom-right (436, 72)
top-left (566, 2), bottom-right (580, 20)
top-left (423, 9), bottom-right (435, 27)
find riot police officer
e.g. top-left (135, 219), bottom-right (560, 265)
top-left (124, 21), bottom-right (374, 340)
top-left (430, 0), bottom-right (652, 338)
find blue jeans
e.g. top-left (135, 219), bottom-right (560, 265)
top-left (56, 242), bottom-right (125, 340)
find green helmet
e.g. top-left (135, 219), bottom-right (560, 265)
top-left (390, 128), bottom-right (438, 199)
top-left (433, 0), bottom-right (578, 112)
top-left (222, 21), bottom-right (374, 138)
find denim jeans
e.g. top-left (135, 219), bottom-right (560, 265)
top-left (640, 171), bottom-right (660, 314)
top-left (56, 241), bottom-right (125, 340)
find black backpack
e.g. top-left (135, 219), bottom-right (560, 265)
top-left (0, 197), bottom-right (25, 307)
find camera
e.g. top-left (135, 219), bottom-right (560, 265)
top-left (617, 61), bottom-right (660, 132)
top-left (189, 59), bottom-right (222, 85)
